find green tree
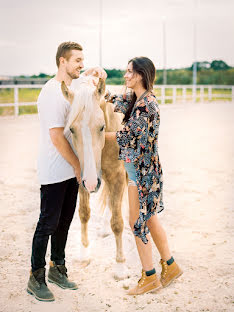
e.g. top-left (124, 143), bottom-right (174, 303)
top-left (189, 61), bottom-right (211, 71)
top-left (105, 69), bottom-right (124, 79)
top-left (210, 60), bottom-right (230, 70)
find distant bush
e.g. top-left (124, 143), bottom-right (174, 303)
top-left (210, 60), bottom-right (230, 71)
top-left (106, 77), bottom-right (125, 85)
top-left (156, 69), bottom-right (192, 85)
top-left (30, 73), bottom-right (52, 79)
top-left (154, 68), bottom-right (234, 85)
top-left (105, 61), bottom-right (234, 85)
top-left (14, 60), bottom-right (234, 85)
top-left (105, 69), bottom-right (124, 79)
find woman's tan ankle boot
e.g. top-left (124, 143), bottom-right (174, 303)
top-left (160, 259), bottom-right (183, 287)
top-left (127, 270), bottom-right (162, 295)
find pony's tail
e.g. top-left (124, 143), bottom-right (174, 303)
top-left (99, 180), bottom-right (110, 215)
top-left (99, 171), bottom-right (128, 215)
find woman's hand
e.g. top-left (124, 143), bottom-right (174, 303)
top-left (83, 67), bottom-right (107, 80)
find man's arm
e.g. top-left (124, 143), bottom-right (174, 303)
top-left (49, 128), bottom-right (81, 184)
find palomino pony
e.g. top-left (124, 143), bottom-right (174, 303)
top-left (61, 76), bottom-right (127, 276)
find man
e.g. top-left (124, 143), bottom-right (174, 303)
top-left (27, 41), bottom-right (107, 302)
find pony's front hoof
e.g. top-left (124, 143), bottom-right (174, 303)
top-left (113, 262), bottom-right (129, 281)
top-left (116, 255), bottom-right (126, 263)
top-left (98, 227), bottom-right (111, 238)
top-left (77, 243), bottom-right (92, 262)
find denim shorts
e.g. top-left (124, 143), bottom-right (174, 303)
top-left (124, 162), bottom-right (137, 186)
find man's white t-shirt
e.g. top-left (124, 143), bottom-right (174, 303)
top-left (37, 78), bottom-right (78, 185)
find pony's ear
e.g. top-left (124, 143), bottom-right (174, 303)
top-left (95, 78), bottom-right (106, 100)
top-left (61, 81), bottom-right (74, 104)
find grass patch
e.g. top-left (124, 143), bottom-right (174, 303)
top-left (19, 105), bottom-right (38, 115)
top-left (0, 86), bottom-right (232, 115)
top-left (0, 88), bottom-right (14, 103)
top-left (0, 106), bottom-right (14, 116)
top-left (153, 87), bottom-right (232, 103)
top-left (19, 88), bottom-right (41, 102)
top-left (165, 99), bottom-right (173, 104)
top-left (0, 88), bottom-right (41, 104)
top-left (212, 88), bottom-right (231, 95)
top-left (0, 105), bottom-right (38, 116)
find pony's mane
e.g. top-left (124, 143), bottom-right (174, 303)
top-left (65, 75), bottom-right (97, 132)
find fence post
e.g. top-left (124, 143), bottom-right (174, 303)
top-left (183, 87), bottom-right (186, 103)
top-left (161, 86), bottom-right (165, 105)
top-left (14, 86), bottom-right (19, 116)
top-left (192, 85), bottom-right (196, 103)
top-left (208, 86), bottom-right (212, 101)
top-left (173, 86), bottom-right (176, 104)
top-left (200, 86), bottom-right (204, 103)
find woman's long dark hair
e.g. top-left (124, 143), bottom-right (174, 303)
top-left (123, 57), bottom-right (156, 123)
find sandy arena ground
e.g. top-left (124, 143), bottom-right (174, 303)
top-left (0, 101), bottom-right (233, 312)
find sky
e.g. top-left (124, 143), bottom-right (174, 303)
top-left (0, 0), bottom-right (234, 76)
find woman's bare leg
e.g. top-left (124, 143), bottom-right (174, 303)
top-left (129, 185), bottom-right (172, 262)
top-left (128, 186), bottom-right (153, 271)
top-left (147, 214), bottom-right (171, 261)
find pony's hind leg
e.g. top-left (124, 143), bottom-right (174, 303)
top-left (78, 186), bottom-right (91, 261)
top-left (111, 206), bottom-right (125, 263)
top-left (106, 174), bottom-right (130, 280)
top-left (99, 204), bottom-right (112, 237)
top-left (104, 173), bottom-right (126, 263)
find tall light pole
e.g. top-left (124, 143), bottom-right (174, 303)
top-left (99, 0), bottom-right (103, 67)
top-left (162, 16), bottom-right (167, 85)
top-left (193, 0), bottom-right (198, 86)
top-left (193, 19), bottom-right (197, 86)
top-left (192, 0), bottom-right (198, 103)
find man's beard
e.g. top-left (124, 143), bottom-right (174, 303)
top-left (66, 68), bottom-right (80, 79)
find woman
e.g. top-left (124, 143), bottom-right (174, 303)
top-left (105, 57), bottom-right (183, 295)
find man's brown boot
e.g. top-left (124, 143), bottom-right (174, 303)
top-left (127, 270), bottom-right (162, 295)
top-left (160, 259), bottom-right (183, 287)
top-left (27, 268), bottom-right (55, 302)
top-left (48, 261), bottom-right (78, 290)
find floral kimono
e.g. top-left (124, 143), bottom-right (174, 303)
top-left (111, 92), bottom-right (164, 244)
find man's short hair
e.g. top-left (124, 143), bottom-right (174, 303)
top-left (56, 41), bottom-right (83, 67)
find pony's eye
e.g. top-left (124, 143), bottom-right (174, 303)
top-left (70, 127), bottom-right (74, 134)
top-left (100, 125), bottom-right (105, 132)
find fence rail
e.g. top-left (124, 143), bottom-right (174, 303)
top-left (0, 84), bottom-right (233, 116)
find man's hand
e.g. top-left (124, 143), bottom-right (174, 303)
top-left (74, 165), bottom-right (82, 184)
top-left (83, 67), bottom-right (107, 80)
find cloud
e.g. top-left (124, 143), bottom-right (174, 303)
top-left (0, 0), bottom-right (234, 75)
top-left (0, 40), bottom-right (17, 47)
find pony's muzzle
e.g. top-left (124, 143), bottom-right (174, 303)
top-left (82, 177), bottom-right (102, 193)
top-left (93, 177), bottom-right (101, 193)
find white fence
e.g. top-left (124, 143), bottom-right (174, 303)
top-left (0, 84), bottom-right (233, 116)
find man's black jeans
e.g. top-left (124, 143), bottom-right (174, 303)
top-left (31, 178), bottom-right (79, 272)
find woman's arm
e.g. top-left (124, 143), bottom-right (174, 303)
top-left (105, 91), bottom-right (132, 115)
